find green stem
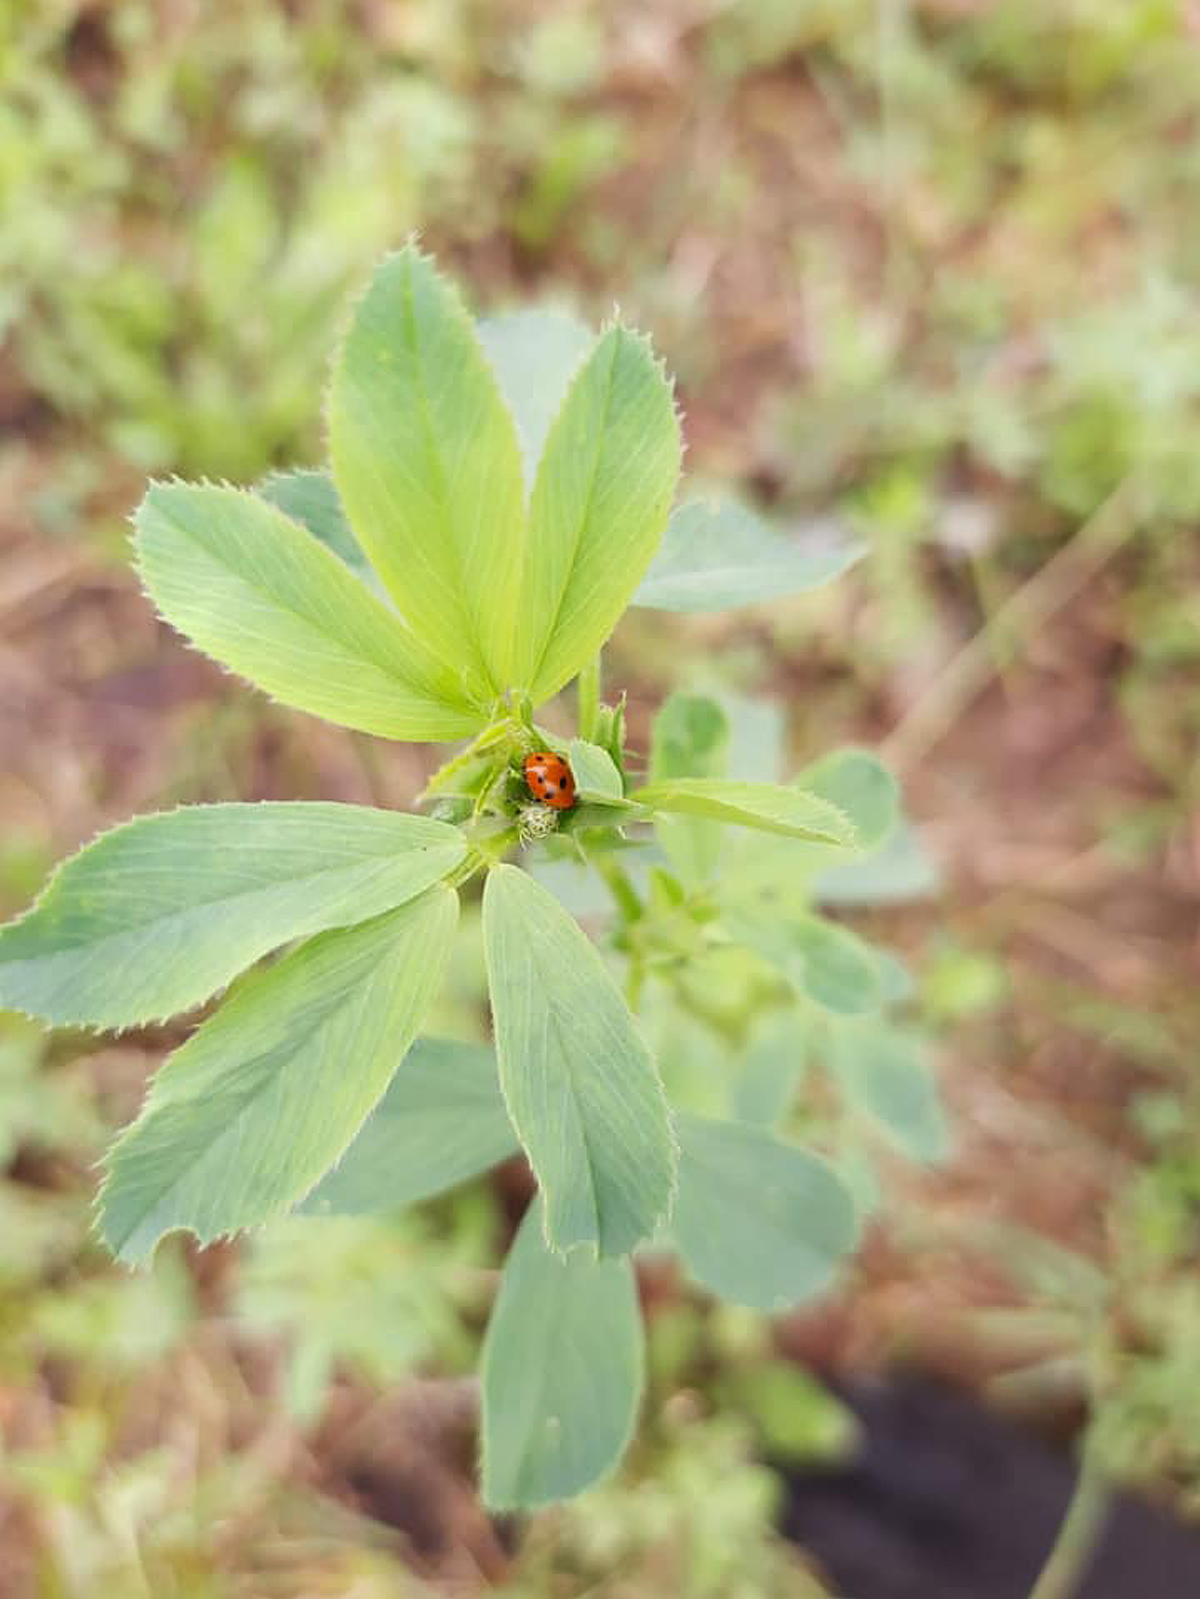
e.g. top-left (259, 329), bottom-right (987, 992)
top-left (1027, 1438), bottom-right (1110, 1599)
top-left (592, 852), bottom-right (642, 923)
top-left (577, 658), bottom-right (601, 744)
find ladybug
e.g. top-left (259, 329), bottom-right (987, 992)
top-left (523, 750), bottom-right (577, 810)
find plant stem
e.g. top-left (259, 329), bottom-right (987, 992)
top-left (1027, 1439), bottom-right (1110, 1599)
top-left (577, 658), bottom-right (601, 744)
top-left (592, 851), bottom-right (642, 923)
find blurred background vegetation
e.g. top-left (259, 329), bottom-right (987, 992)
top-left (2, 2), bottom-right (1199, 1594)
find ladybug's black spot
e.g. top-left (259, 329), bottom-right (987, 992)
top-left (559, 777), bottom-right (568, 790)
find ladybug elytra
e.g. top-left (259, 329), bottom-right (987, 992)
top-left (523, 750), bottom-right (577, 810)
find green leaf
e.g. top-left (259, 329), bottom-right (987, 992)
top-left (823, 1021), bottom-right (948, 1163)
top-left (566, 738), bottom-right (627, 805)
top-left (135, 481), bottom-right (481, 741)
top-left (476, 307), bottom-right (595, 482)
top-left (481, 1198), bottom-right (643, 1509)
top-left (524, 326), bottom-right (682, 704)
top-left (633, 499), bottom-right (861, 612)
top-left (650, 693), bottom-right (730, 884)
top-left (670, 1115), bottom-right (857, 1311)
top-left (255, 468), bottom-right (368, 578)
top-left (482, 865), bottom-right (675, 1256)
top-left (301, 1037), bottom-right (518, 1215)
top-left (795, 749), bottom-right (899, 853)
top-left (650, 693), bottom-right (730, 782)
top-left (725, 907), bottom-right (883, 1016)
top-left (732, 1016), bottom-right (810, 1127)
top-left (632, 779), bottom-right (856, 845)
top-left (100, 888), bottom-right (458, 1263)
top-left (0, 804), bottom-right (465, 1029)
top-left (814, 822), bottom-right (942, 907)
top-left (328, 245), bottom-right (527, 700)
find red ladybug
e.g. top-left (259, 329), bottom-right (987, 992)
top-left (523, 750), bottom-right (577, 810)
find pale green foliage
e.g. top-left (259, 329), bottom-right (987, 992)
top-left (481, 1199), bottom-right (643, 1509)
top-left (670, 1116), bottom-right (857, 1311)
top-left (634, 498), bottom-right (861, 611)
top-left (475, 306), bottom-right (595, 480)
top-left (566, 737), bottom-right (627, 805)
top-left (135, 481), bottom-right (478, 740)
top-left (796, 749), bottom-right (899, 852)
top-left (0, 805), bottom-right (464, 1029)
top-left (256, 468), bottom-right (373, 584)
top-left (725, 905), bottom-right (884, 1016)
top-left (100, 889), bottom-right (458, 1262)
top-left (328, 245), bottom-right (527, 701)
top-left (301, 1038), bottom-right (518, 1215)
top-left (823, 1019), bottom-right (948, 1162)
top-left (632, 778), bottom-right (855, 844)
top-left (482, 865), bottom-right (676, 1256)
top-left (524, 326), bottom-right (682, 702)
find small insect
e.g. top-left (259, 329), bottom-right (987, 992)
top-left (523, 750), bottom-right (577, 809)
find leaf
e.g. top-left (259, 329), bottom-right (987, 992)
top-left (670, 1114), bottom-right (857, 1311)
top-left (256, 468), bottom-right (368, 577)
top-left (135, 481), bottom-right (481, 741)
top-left (633, 499), bottom-right (862, 612)
top-left (814, 822), bottom-right (942, 907)
top-left (632, 779), bottom-right (856, 845)
top-left (0, 804), bottom-right (465, 1029)
top-left (475, 307), bottom-right (595, 482)
top-left (566, 738), bottom-right (627, 805)
top-left (650, 693), bottom-right (730, 782)
top-left (524, 326), bottom-right (682, 704)
top-left (823, 1021), bottom-right (948, 1163)
top-left (328, 245), bottom-right (527, 699)
top-left (725, 907), bottom-right (883, 1016)
top-left (732, 1016), bottom-right (810, 1127)
top-left (301, 1037), bottom-right (518, 1215)
top-left (795, 749), bottom-right (899, 853)
top-left (650, 693), bottom-right (730, 884)
top-left (99, 887), bottom-right (458, 1263)
top-left (482, 865), bottom-right (675, 1256)
top-left (481, 1198), bottom-right (643, 1509)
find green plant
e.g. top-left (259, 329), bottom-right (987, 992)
top-left (0, 246), bottom-right (941, 1509)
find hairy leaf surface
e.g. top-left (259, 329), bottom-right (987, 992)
top-left (100, 888), bottom-right (458, 1262)
top-left (135, 481), bottom-right (479, 739)
top-left (0, 804), bottom-right (464, 1028)
top-left (482, 865), bottom-right (675, 1256)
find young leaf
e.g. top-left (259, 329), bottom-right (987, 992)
top-left (476, 307), bottom-right (595, 482)
top-left (0, 804), bottom-right (465, 1029)
top-left (100, 887), bottom-right (458, 1263)
top-left (328, 245), bottom-right (527, 699)
top-left (633, 499), bottom-right (862, 612)
top-left (823, 1021), bottom-right (948, 1163)
top-left (481, 1198), bottom-right (643, 1509)
top-left (566, 737), bottom-right (627, 805)
top-left (524, 326), bottom-right (681, 704)
top-left (795, 748), bottom-right (899, 852)
top-left (725, 907), bottom-right (883, 1016)
top-left (482, 865), bottom-right (676, 1257)
top-left (301, 1037), bottom-right (519, 1215)
top-left (135, 481), bottom-right (481, 741)
top-left (632, 779), bottom-right (856, 845)
top-left (670, 1115), bottom-right (857, 1311)
top-left (256, 468), bottom-right (368, 579)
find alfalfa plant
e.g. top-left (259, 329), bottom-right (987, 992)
top-left (0, 245), bottom-right (943, 1508)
